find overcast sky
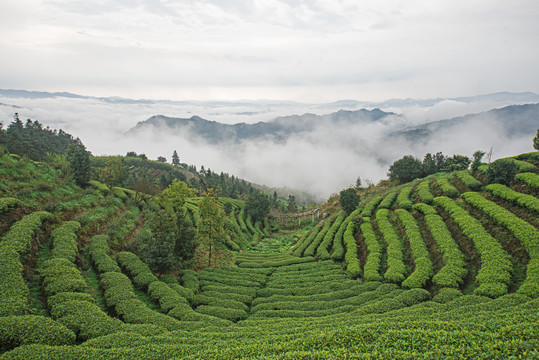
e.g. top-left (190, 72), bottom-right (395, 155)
top-left (1, 0), bottom-right (538, 102)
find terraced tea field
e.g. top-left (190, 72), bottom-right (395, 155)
top-left (1, 151), bottom-right (538, 358)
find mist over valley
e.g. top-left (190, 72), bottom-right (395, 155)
top-left (1, 90), bottom-right (537, 201)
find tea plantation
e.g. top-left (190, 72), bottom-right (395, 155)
top-left (1, 151), bottom-right (538, 359)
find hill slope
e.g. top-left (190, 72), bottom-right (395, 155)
top-left (0, 150), bottom-right (538, 358)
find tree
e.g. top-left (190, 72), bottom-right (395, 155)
top-left (287, 195), bottom-right (297, 213)
top-left (66, 144), bottom-right (91, 187)
top-left (534, 129), bottom-right (539, 151)
top-left (339, 188), bottom-right (360, 215)
top-left (172, 150), bottom-right (180, 166)
top-left (245, 191), bottom-right (271, 222)
top-left (471, 150), bottom-right (486, 175)
top-left (443, 154), bottom-right (471, 172)
top-left (197, 189), bottom-right (228, 267)
top-left (421, 153), bottom-right (437, 176)
top-left (159, 179), bottom-right (196, 212)
top-left (485, 159), bottom-right (517, 186)
top-left (355, 176), bottom-right (362, 189)
top-left (387, 155), bottom-right (423, 184)
top-left (157, 156), bottom-right (167, 163)
top-left (100, 157), bottom-right (128, 187)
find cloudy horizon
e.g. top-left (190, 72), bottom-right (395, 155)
top-left (1, 1), bottom-right (538, 102)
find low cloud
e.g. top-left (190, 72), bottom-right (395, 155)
top-left (0, 94), bottom-right (536, 201)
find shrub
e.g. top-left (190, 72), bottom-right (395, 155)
top-left (485, 159), bottom-right (517, 185)
top-left (376, 209), bottom-right (405, 283)
top-left (0, 315), bottom-right (75, 351)
top-left (396, 187), bottom-right (413, 210)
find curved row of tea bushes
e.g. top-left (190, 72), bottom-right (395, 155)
top-left (433, 196), bottom-right (512, 297)
top-left (417, 180), bottom-right (434, 204)
top-left (485, 183), bottom-right (539, 213)
top-left (303, 217), bottom-right (334, 257)
top-left (343, 221), bottom-right (361, 278)
top-left (395, 209), bottom-right (433, 288)
top-left (245, 214), bottom-right (259, 237)
top-left (516, 172), bottom-right (539, 188)
top-left (462, 192), bottom-right (539, 298)
top-left (292, 224), bottom-right (322, 257)
top-left (316, 212), bottom-right (345, 259)
top-left (49, 221), bottom-right (80, 263)
top-left (179, 270), bottom-right (199, 291)
top-left (43, 222), bottom-right (127, 341)
top-left (257, 280), bottom-right (358, 298)
top-left (251, 282), bottom-right (390, 314)
top-left (379, 191), bottom-right (398, 209)
top-left (266, 273), bottom-right (347, 288)
top-left (376, 209), bottom-right (406, 283)
top-left (396, 187), bottom-right (413, 210)
top-left (331, 208), bottom-right (361, 260)
top-left (251, 281), bottom-right (381, 307)
top-left (413, 203), bottom-right (467, 288)
top-left (361, 195), bottom-right (383, 217)
top-left (237, 256), bottom-right (314, 268)
top-left (360, 219), bottom-right (383, 281)
top-left (0, 197), bottom-right (22, 215)
top-left (228, 211), bottom-right (249, 247)
top-left (159, 275), bottom-right (195, 302)
top-left (0, 211), bottom-right (52, 316)
top-left (88, 180), bottom-right (111, 194)
top-left (511, 159), bottom-right (538, 173)
top-left (456, 170), bottom-right (483, 191)
top-left (0, 315), bottom-right (75, 351)
top-left (89, 235), bottom-right (184, 330)
top-left (435, 176), bottom-right (459, 198)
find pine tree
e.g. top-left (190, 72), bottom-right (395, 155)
top-left (66, 144), bottom-right (91, 187)
top-left (172, 150), bottom-right (180, 166)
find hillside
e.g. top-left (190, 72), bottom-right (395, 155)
top-left (126, 108), bottom-right (394, 144)
top-left (0, 148), bottom-right (538, 358)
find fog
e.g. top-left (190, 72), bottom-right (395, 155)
top-left (0, 93), bottom-right (536, 201)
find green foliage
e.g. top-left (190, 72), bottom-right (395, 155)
top-left (50, 221), bottom-right (80, 263)
top-left (443, 154), bottom-right (471, 172)
top-left (316, 212), bottom-right (345, 259)
top-left (486, 183), bottom-right (539, 213)
top-left (0, 315), bottom-right (75, 351)
top-left (343, 221), bottom-right (361, 278)
top-left (388, 155), bottom-right (423, 183)
top-left (432, 288), bottom-right (463, 303)
top-left (485, 159), bottom-right (517, 186)
top-left (456, 170), bottom-right (483, 191)
top-left (396, 187), bottom-right (413, 210)
top-left (0, 197), bottom-right (22, 215)
top-left (360, 196), bottom-right (383, 217)
top-left (396, 209), bottom-right (433, 288)
top-left (88, 235), bottom-right (121, 274)
top-left (339, 188), bottom-right (360, 215)
top-left (99, 157), bottom-right (128, 188)
top-left (434, 196), bottom-right (512, 297)
top-left (379, 191), bottom-right (398, 209)
top-left (0, 211), bottom-right (52, 316)
top-left (197, 189), bottom-right (229, 267)
top-left (414, 203), bottom-right (467, 288)
top-left (462, 192), bottom-right (539, 298)
top-left (245, 191), bottom-right (271, 222)
top-left (435, 176), bottom-right (459, 198)
top-left (66, 144), bottom-right (91, 187)
top-left (304, 217), bottom-right (333, 257)
top-left (516, 172), bottom-right (539, 188)
top-left (376, 209), bottom-right (405, 283)
top-left (471, 150), bottom-right (486, 175)
top-left (331, 208), bottom-right (361, 260)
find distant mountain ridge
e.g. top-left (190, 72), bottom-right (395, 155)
top-left (127, 108), bottom-right (396, 144)
top-left (395, 103), bottom-right (539, 142)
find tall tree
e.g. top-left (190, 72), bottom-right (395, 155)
top-left (66, 144), bottom-right (91, 187)
top-left (339, 188), bottom-right (360, 215)
top-left (287, 195), bottom-right (297, 213)
top-left (197, 189), bottom-right (228, 267)
top-left (159, 179), bottom-right (196, 212)
top-left (245, 191), bottom-right (271, 222)
top-left (534, 129), bottom-right (539, 151)
top-left (172, 150), bottom-right (180, 166)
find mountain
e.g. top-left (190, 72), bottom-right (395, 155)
top-left (126, 108), bottom-right (396, 144)
top-left (394, 103), bottom-right (539, 143)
